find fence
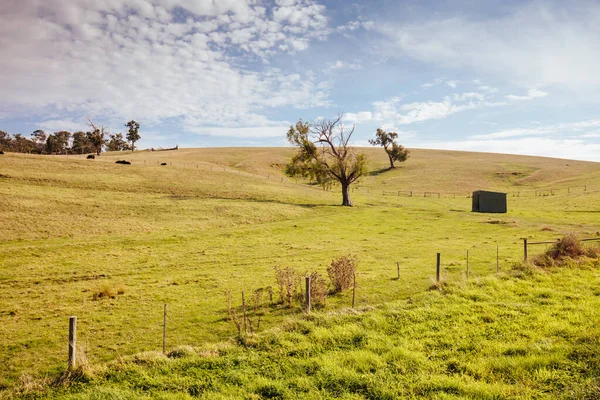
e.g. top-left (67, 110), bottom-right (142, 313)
top-left (31, 153), bottom-right (600, 200)
top-left (377, 186), bottom-right (592, 199)
top-left (522, 237), bottom-right (600, 261)
top-left (59, 233), bottom-right (600, 371)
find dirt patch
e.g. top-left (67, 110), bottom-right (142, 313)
top-left (495, 172), bottom-right (525, 177)
top-left (484, 220), bottom-right (509, 225)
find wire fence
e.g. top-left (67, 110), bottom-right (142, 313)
top-left (58, 234), bottom-right (600, 373)
top-left (27, 153), bottom-right (599, 200)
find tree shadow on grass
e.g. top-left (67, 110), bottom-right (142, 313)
top-left (367, 167), bottom-right (392, 177)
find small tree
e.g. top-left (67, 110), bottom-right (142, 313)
top-left (31, 130), bottom-right (47, 154)
top-left (71, 131), bottom-right (94, 154)
top-left (369, 128), bottom-right (409, 169)
top-left (286, 113), bottom-right (367, 206)
top-left (12, 134), bottom-right (36, 153)
top-left (106, 132), bottom-right (129, 151)
top-left (0, 130), bottom-right (10, 150)
top-left (86, 118), bottom-right (107, 156)
top-left (125, 120), bottom-right (141, 152)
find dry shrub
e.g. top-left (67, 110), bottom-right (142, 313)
top-left (307, 271), bottom-right (327, 307)
top-left (92, 283), bottom-right (126, 300)
top-left (274, 266), bottom-right (298, 306)
top-left (327, 254), bottom-right (357, 293)
top-left (532, 234), bottom-right (598, 267)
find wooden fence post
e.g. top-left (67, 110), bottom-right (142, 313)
top-left (68, 316), bottom-right (77, 370)
top-left (242, 291), bottom-right (247, 334)
top-left (352, 272), bottom-right (356, 309)
top-left (436, 253), bottom-right (441, 282)
top-left (305, 276), bottom-right (311, 313)
top-left (496, 244), bottom-right (499, 273)
top-left (523, 238), bottom-right (528, 261)
top-left (396, 262), bottom-right (400, 280)
top-left (163, 304), bottom-right (167, 354)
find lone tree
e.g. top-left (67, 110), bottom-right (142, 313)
top-left (285, 113), bottom-right (367, 206)
top-left (369, 128), bottom-right (409, 169)
top-left (125, 120), bottom-right (141, 152)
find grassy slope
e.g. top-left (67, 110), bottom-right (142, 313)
top-left (30, 266), bottom-right (600, 399)
top-left (1, 148), bottom-right (600, 395)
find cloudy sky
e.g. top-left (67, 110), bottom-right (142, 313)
top-left (2, 0), bottom-right (600, 160)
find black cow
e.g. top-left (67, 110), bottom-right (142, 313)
top-left (115, 160), bottom-right (131, 165)
top-left (0, 151), bottom-right (4, 155)
top-left (161, 162), bottom-right (167, 166)
top-left (87, 155), bottom-right (95, 159)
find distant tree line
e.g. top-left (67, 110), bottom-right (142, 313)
top-left (0, 119), bottom-right (141, 155)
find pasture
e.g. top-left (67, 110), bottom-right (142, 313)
top-left (1, 147), bottom-right (600, 394)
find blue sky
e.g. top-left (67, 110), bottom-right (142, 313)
top-left (2, 0), bottom-right (600, 160)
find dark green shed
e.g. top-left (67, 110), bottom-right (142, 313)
top-left (472, 190), bottom-right (507, 213)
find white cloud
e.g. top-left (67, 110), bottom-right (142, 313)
top-left (0, 0), bottom-right (331, 136)
top-left (355, 89), bottom-right (499, 127)
top-left (36, 119), bottom-right (89, 133)
top-left (470, 119), bottom-right (600, 140)
top-left (396, 98), bottom-right (476, 124)
top-left (336, 20), bottom-right (374, 33)
top-left (478, 85), bottom-right (498, 93)
top-left (343, 112), bottom-right (373, 123)
top-left (469, 127), bottom-right (553, 140)
top-left (189, 125), bottom-right (291, 138)
top-left (377, 3), bottom-right (600, 91)
top-left (416, 137), bottom-right (600, 162)
top-left (326, 60), bottom-right (363, 71)
top-left (505, 89), bottom-right (549, 101)
top-left (421, 77), bottom-right (446, 88)
top-left (579, 132), bottom-right (600, 138)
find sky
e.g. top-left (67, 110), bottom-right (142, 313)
top-left (2, 0), bottom-right (600, 161)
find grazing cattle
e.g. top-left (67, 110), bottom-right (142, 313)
top-left (161, 162), bottom-right (167, 166)
top-left (0, 151), bottom-right (4, 154)
top-left (87, 155), bottom-right (95, 159)
top-left (115, 160), bottom-right (131, 165)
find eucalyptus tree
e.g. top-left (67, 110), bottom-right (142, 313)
top-left (369, 128), bottom-right (409, 169)
top-left (286, 113), bottom-right (367, 206)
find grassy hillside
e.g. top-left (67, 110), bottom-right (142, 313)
top-left (1, 147), bottom-right (600, 395)
top-left (17, 265), bottom-right (600, 399)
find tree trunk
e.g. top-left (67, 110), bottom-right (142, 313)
top-left (388, 153), bottom-right (395, 169)
top-left (341, 182), bottom-right (352, 206)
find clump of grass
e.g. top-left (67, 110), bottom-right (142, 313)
top-left (428, 279), bottom-right (450, 292)
top-left (327, 254), bottom-right (357, 294)
top-left (510, 261), bottom-right (539, 279)
top-left (92, 283), bottom-right (126, 300)
top-left (532, 234), bottom-right (598, 267)
top-left (167, 346), bottom-right (197, 359)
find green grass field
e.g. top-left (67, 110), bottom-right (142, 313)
top-left (1, 147), bottom-right (600, 397)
